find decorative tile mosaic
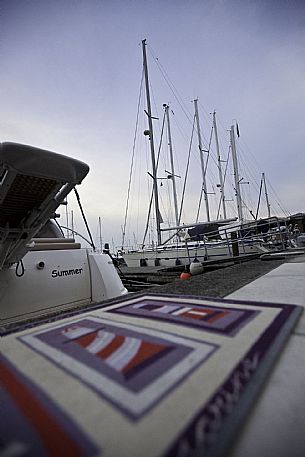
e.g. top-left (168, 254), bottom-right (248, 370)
top-left (2, 293), bottom-right (302, 457)
top-left (20, 316), bottom-right (218, 419)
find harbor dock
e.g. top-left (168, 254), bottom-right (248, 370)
top-left (2, 253), bottom-right (304, 457)
top-left (123, 253), bottom-right (305, 457)
top-left (115, 253), bottom-right (305, 457)
top-left (118, 252), bottom-right (278, 293)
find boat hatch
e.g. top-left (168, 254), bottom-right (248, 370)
top-left (0, 142), bottom-right (89, 269)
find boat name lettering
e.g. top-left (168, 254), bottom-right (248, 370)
top-left (52, 268), bottom-right (83, 278)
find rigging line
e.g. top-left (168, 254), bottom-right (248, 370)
top-left (265, 175), bottom-right (289, 212)
top-left (237, 137), bottom-right (288, 214)
top-left (216, 115), bottom-right (231, 136)
top-left (147, 45), bottom-right (194, 127)
top-left (242, 198), bottom-right (256, 220)
top-left (196, 186), bottom-right (204, 223)
top-left (238, 136), bottom-right (267, 175)
top-left (230, 182), bottom-right (256, 220)
top-left (237, 154), bottom-right (271, 214)
top-left (170, 116), bottom-right (194, 191)
top-left (204, 125), bottom-right (214, 175)
top-left (149, 83), bottom-right (162, 134)
top-left (163, 128), bottom-right (174, 225)
top-left (197, 100), bottom-right (218, 147)
top-left (142, 109), bottom-right (167, 247)
top-left (121, 70), bottom-right (144, 248)
top-left (216, 194), bottom-right (222, 220)
top-left (216, 122), bottom-right (261, 201)
top-left (222, 147), bottom-right (230, 184)
top-left (178, 114), bottom-right (196, 225)
top-left (215, 146), bottom-right (230, 220)
top-left (192, 99), bottom-right (211, 147)
top-left (225, 144), bottom-right (251, 218)
top-left (229, 140), bottom-right (263, 208)
top-left (170, 107), bottom-right (193, 143)
top-left (60, 226), bottom-right (93, 247)
top-left (203, 112), bottom-right (228, 153)
top-left (265, 178), bottom-right (291, 216)
top-left (54, 218), bottom-right (65, 237)
top-left (255, 175), bottom-right (264, 220)
top-left (195, 112), bottom-right (222, 175)
top-left (73, 188), bottom-right (96, 251)
top-left (198, 99), bottom-right (214, 123)
top-left (216, 147), bottom-right (230, 219)
top-left (237, 151), bottom-right (261, 190)
top-left (198, 124), bottom-right (221, 222)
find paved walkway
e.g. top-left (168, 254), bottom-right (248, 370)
top-left (226, 255), bottom-right (305, 457)
top-left (128, 254), bottom-right (305, 457)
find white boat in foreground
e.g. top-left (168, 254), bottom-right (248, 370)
top-left (0, 142), bottom-right (127, 326)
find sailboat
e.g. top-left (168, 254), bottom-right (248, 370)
top-left (121, 40), bottom-right (268, 268)
top-left (0, 142), bottom-right (127, 327)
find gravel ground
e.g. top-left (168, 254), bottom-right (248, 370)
top-left (140, 258), bottom-right (284, 298)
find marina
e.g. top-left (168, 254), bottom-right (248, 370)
top-left (2, 251), bottom-right (304, 457)
top-left (1, 4), bottom-right (305, 457)
top-left (0, 143), bottom-right (304, 457)
top-left (1, 63), bottom-right (304, 457)
top-left (120, 40), bottom-right (304, 275)
top-left (117, 251), bottom-right (272, 292)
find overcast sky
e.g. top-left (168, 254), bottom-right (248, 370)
top-left (1, 0), bottom-right (305, 249)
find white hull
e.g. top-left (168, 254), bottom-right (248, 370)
top-left (122, 241), bottom-right (265, 268)
top-left (1, 248), bottom-right (127, 326)
top-left (0, 142), bottom-right (128, 328)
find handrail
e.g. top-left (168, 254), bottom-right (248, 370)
top-left (119, 216), bottom-right (295, 255)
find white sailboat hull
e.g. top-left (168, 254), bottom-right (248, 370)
top-left (122, 241), bottom-right (265, 268)
top-left (1, 249), bottom-right (127, 325)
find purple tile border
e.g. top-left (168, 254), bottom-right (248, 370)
top-left (106, 296), bottom-right (259, 336)
top-left (0, 354), bottom-right (99, 457)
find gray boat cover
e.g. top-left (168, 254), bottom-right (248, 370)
top-left (0, 142), bottom-right (90, 268)
top-left (0, 142), bottom-right (89, 183)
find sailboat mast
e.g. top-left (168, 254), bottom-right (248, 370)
top-left (164, 104), bottom-right (179, 227)
top-left (213, 111), bottom-right (227, 219)
top-left (230, 125), bottom-right (243, 222)
top-left (262, 172), bottom-right (271, 218)
top-left (194, 98), bottom-right (210, 221)
top-left (98, 216), bottom-right (102, 251)
top-left (142, 39), bottom-right (162, 245)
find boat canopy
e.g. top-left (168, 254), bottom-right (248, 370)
top-left (0, 142), bottom-right (89, 183)
top-left (0, 142), bottom-right (89, 269)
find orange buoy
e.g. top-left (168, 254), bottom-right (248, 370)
top-left (180, 271), bottom-right (191, 280)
